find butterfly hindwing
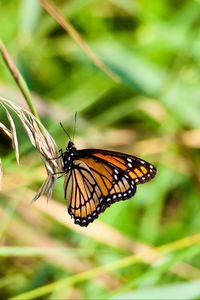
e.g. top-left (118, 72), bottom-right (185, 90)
top-left (64, 160), bottom-right (106, 226)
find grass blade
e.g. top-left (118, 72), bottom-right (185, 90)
top-left (39, 0), bottom-right (120, 83)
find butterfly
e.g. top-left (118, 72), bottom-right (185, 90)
top-left (60, 140), bottom-right (157, 227)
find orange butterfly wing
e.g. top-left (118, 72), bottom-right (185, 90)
top-left (78, 157), bottom-right (136, 204)
top-left (78, 149), bottom-right (157, 184)
top-left (64, 160), bottom-right (105, 226)
top-left (63, 147), bottom-right (157, 227)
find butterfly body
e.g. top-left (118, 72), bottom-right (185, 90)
top-left (62, 141), bottom-right (78, 172)
top-left (61, 141), bottom-right (157, 227)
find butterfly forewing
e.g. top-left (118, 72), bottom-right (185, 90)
top-left (78, 149), bottom-right (157, 184)
top-left (79, 157), bottom-right (137, 206)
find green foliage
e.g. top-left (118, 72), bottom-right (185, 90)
top-left (1, 0), bottom-right (200, 299)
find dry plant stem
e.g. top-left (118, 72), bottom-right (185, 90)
top-left (11, 231), bottom-right (200, 300)
top-left (39, 0), bottom-right (120, 83)
top-left (0, 97), bottom-right (60, 201)
top-left (0, 40), bottom-right (40, 122)
top-left (33, 197), bottom-right (200, 281)
top-left (1, 103), bottom-right (19, 164)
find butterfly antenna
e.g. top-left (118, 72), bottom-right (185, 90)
top-left (72, 112), bottom-right (77, 142)
top-left (60, 122), bottom-right (71, 140)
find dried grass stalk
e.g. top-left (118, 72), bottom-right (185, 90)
top-left (0, 97), bottom-right (62, 201)
top-left (40, 0), bottom-right (120, 83)
top-left (0, 122), bottom-right (12, 139)
top-left (1, 103), bottom-right (19, 164)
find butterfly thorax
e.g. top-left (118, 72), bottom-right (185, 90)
top-left (62, 141), bottom-right (78, 173)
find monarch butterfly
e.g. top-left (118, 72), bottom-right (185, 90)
top-left (60, 139), bottom-right (157, 227)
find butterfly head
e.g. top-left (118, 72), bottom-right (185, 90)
top-left (62, 141), bottom-right (77, 172)
top-left (67, 140), bottom-right (76, 151)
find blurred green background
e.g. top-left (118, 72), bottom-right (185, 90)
top-left (1, 0), bottom-right (200, 299)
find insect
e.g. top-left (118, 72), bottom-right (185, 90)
top-left (60, 137), bottom-right (157, 227)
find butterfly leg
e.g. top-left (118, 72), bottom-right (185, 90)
top-left (46, 149), bottom-right (64, 161)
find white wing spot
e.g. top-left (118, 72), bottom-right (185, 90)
top-left (100, 197), bottom-right (104, 203)
top-left (114, 169), bottom-right (119, 174)
top-left (128, 163), bottom-right (133, 168)
top-left (114, 174), bottom-right (118, 181)
top-left (127, 158), bottom-right (132, 163)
